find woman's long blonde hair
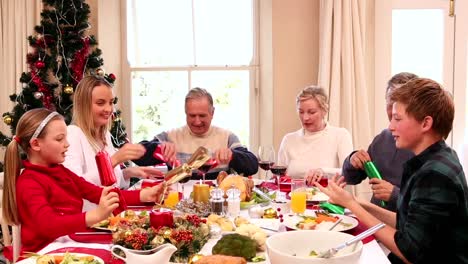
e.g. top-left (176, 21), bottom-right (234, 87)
top-left (2, 109), bottom-right (63, 225)
top-left (72, 75), bottom-right (113, 151)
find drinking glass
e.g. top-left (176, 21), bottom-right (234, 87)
top-left (271, 158), bottom-right (287, 192)
top-left (291, 178), bottom-right (307, 214)
top-left (198, 155), bottom-right (218, 183)
top-left (163, 183), bottom-right (180, 209)
top-left (258, 146), bottom-right (275, 180)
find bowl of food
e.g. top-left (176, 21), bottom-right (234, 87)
top-left (266, 230), bottom-right (362, 264)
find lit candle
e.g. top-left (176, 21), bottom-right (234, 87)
top-left (193, 183), bottom-right (210, 203)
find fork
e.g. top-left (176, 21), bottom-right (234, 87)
top-left (317, 222), bottom-right (386, 258)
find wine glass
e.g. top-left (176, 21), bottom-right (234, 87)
top-left (270, 159), bottom-right (288, 195)
top-left (178, 176), bottom-right (191, 199)
top-left (258, 146), bottom-right (275, 181)
top-left (197, 151), bottom-right (218, 183)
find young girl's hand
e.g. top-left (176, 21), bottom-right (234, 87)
top-left (140, 182), bottom-right (168, 203)
top-left (86, 186), bottom-right (119, 226)
top-left (97, 186), bottom-right (119, 217)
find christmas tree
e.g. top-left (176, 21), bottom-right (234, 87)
top-left (0, 0), bottom-right (127, 154)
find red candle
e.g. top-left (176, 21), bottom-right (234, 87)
top-left (150, 209), bottom-right (174, 228)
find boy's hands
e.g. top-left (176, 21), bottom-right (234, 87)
top-left (86, 186), bottom-right (119, 226)
top-left (369, 178), bottom-right (394, 201)
top-left (350, 150), bottom-right (371, 170)
top-left (315, 174), bottom-right (354, 208)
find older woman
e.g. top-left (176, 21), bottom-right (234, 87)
top-left (278, 86), bottom-right (353, 184)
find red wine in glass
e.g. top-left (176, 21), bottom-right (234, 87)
top-left (258, 161), bottom-right (274, 171)
top-left (270, 165), bottom-right (287, 176)
top-left (198, 158), bottom-right (218, 182)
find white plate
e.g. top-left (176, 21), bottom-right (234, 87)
top-left (306, 187), bottom-right (329, 202)
top-left (249, 218), bottom-right (281, 235)
top-left (283, 210), bottom-right (358, 232)
top-left (21, 252), bottom-right (104, 264)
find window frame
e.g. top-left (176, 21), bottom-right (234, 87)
top-left (120, 0), bottom-right (260, 148)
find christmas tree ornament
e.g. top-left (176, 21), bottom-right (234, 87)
top-left (263, 207), bottom-right (278, 219)
top-left (108, 73), bottom-right (116, 81)
top-left (188, 254), bottom-right (204, 264)
top-left (35, 60), bottom-right (45, 69)
top-left (63, 85), bottom-right (74, 94)
top-left (33, 91), bottom-right (43, 99)
top-left (3, 115), bottom-right (12, 125)
top-left (96, 68), bottom-right (105, 76)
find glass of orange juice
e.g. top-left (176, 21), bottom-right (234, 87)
top-left (163, 184), bottom-right (180, 209)
top-left (291, 178), bottom-right (307, 214)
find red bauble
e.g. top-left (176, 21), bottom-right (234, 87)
top-left (35, 60), bottom-right (45, 69)
top-left (108, 73), bottom-right (116, 80)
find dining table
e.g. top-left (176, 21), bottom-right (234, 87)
top-left (17, 179), bottom-right (391, 264)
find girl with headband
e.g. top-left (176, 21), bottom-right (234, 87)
top-left (2, 108), bottom-right (166, 254)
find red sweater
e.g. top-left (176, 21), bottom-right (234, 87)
top-left (16, 161), bottom-right (141, 252)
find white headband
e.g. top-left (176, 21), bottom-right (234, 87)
top-left (30, 112), bottom-right (59, 141)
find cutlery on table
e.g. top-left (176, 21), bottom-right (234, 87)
top-left (317, 222), bottom-right (386, 258)
top-left (327, 218), bottom-right (343, 231)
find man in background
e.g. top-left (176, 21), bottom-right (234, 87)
top-left (134, 87), bottom-right (258, 179)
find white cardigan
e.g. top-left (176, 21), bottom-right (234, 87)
top-left (63, 125), bottom-right (129, 211)
top-left (278, 124), bottom-right (353, 178)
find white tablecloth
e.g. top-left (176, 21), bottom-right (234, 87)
top-left (17, 180), bottom-right (390, 264)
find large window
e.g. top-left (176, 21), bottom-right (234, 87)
top-left (125, 0), bottom-right (257, 146)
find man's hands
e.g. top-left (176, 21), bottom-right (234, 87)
top-left (86, 186), bottom-right (119, 227)
top-left (159, 142), bottom-right (177, 164)
top-left (213, 148), bottom-right (233, 165)
top-left (369, 178), bottom-right (394, 201)
top-left (350, 150), bottom-right (371, 170)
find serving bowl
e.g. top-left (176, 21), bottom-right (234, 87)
top-left (266, 230), bottom-right (362, 264)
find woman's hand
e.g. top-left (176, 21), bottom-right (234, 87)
top-left (369, 178), bottom-right (394, 201)
top-left (140, 182), bottom-right (169, 203)
top-left (315, 174), bottom-right (354, 208)
top-left (350, 150), bottom-right (371, 170)
top-left (123, 166), bottom-right (164, 180)
top-left (305, 168), bottom-right (324, 186)
top-left (86, 186), bottom-right (119, 226)
top-left (111, 143), bottom-right (146, 166)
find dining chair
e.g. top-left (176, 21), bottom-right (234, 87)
top-left (11, 225), bottom-right (21, 263)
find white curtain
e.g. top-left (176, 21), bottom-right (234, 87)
top-left (0, 0), bottom-right (41, 158)
top-left (318, 0), bottom-right (375, 199)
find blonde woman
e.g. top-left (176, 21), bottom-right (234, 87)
top-left (278, 85), bottom-right (353, 184)
top-left (63, 75), bottom-right (172, 211)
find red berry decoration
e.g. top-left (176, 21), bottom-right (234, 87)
top-left (276, 208), bottom-right (281, 212)
top-left (280, 218), bottom-right (284, 223)
top-left (108, 73), bottom-right (116, 80)
top-left (35, 60), bottom-right (45, 69)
